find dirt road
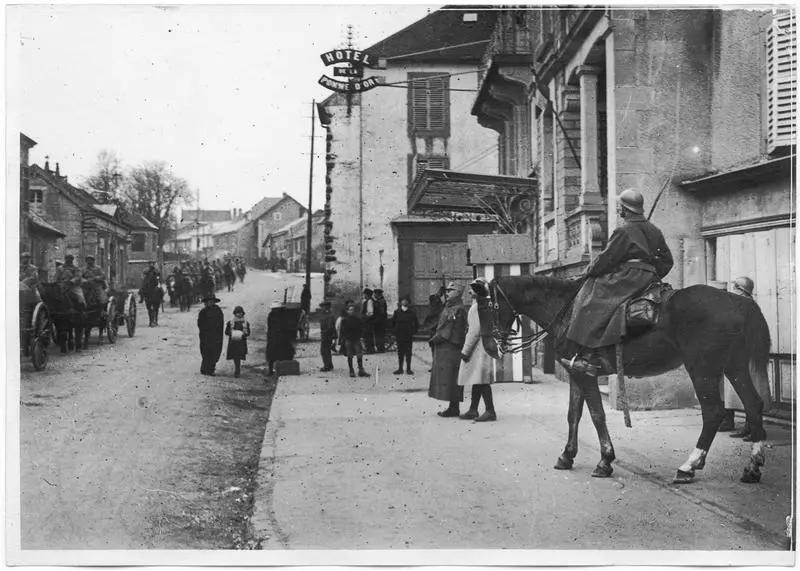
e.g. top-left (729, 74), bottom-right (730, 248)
top-left (18, 269), bottom-right (303, 549)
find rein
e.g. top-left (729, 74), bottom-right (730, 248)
top-left (488, 278), bottom-right (584, 355)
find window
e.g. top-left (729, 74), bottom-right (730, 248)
top-left (766, 11), bottom-right (797, 153)
top-left (131, 233), bottom-right (146, 252)
top-left (273, 212), bottom-right (282, 222)
top-left (408, 72), bottom-right (450, 136)
top-left (409, 155), bottom-right (450, 185)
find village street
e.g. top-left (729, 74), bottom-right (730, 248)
top-left (252, 339), bottom-right (794, 554)
top-left (17, 269), bottom-right (313, 549)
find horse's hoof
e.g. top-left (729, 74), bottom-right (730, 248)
top-left (554, 456), bottom-right (574, 470)
top-left (673, 469), bottom-right (695, 484)
top-left (591, 464), bottom-right (613, 478)
top-left (740, 468), bottom-right (762, 484)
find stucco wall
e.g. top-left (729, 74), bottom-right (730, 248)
top-left (326, 63), bottom-right (498, 302)
top-left (612, 9), bottom-right (713, 288)
top-left (709, 10), bottom-right (768, 171)
top-left (700, 177), bottom-right (792, 228)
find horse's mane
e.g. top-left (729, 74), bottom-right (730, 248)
top-left (496, 274), bottom-right (579, 294)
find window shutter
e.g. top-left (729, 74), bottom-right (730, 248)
top-left (767, 11), bottom-right (797, 152)
top-left (408, 73), bottom-right (450, 135)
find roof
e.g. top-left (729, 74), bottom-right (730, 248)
top-left (249, 193), bottom-right (305, 221)
top-left (408, 169), bottom-right (537, 214)
top-left (207, 218), bottom-right (250, 236)
top-left (180, 209), bottom-right (231, 223)
top-left (28, 211), bottom-right (66, 237)
top-left (680, 155), bottom-right (792, 193)
top-left (94, 204), bottom-right (118, 217)
top-left (366, 7), bottom-right (499, 63)
top-left (118, 209), bottom-right (159, 231)
top-left (21, 132), bottom-right (37, 149)
top-left (467, 233), bottom-right (534, 264)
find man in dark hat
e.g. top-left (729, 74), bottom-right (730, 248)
top-left (372, 288), bottom-right (388, 352)
top-left (197, 295), bottom-right (224, 375)
top-left (56, 254), bottom-right (86, 310)
top-left (318, 300), bottom-right (336, 372)
top-left (561, 188), bottom-right (673, 376)
top-left (83, 255), bottom-right (108, 304)
top-left (361, 287), bottom-right (376, 353)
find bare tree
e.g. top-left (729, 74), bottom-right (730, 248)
top-left (83, 150), bottom-right (125, 200)
top-left (122, 161), bottom-right (194, 251)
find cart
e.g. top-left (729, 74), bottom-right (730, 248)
top-left (20, 290), bottom-right (51, 371)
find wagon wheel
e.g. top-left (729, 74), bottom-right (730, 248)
top-left (106, 299), bottom-right (118, 344)
top-left (31, 302), bottom-right (52, 348)
top-left (31, 336), bottom-right (48, 371)
top-left (125, 293), bottom-right (137, 337)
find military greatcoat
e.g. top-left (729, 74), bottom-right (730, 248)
top-left (566, 213), bottom-right (673, 348)
top-left (428, 296), bottom-right (467, 402)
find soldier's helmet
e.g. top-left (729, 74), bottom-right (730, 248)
top-left (733, 276), bottom-right (754, 297)
top-left (618, 188), bottom-right (645, 215)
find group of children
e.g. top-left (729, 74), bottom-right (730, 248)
top-left (318, 296), bottom-right (420, 378)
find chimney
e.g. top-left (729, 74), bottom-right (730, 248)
top-left (44, 160), bottom-right (50, 172)
top-left (55, 162), bottom-right (60, 176)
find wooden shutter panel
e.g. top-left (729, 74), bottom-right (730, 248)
top-left (767, 12), bottom-right (797, 152)
top-left (407, 73), bottom-right (450, 135)
top-left (411, 76), bottom-right (429, 130)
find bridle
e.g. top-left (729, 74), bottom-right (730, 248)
top-left (486, 278), bottom-right (583, 355)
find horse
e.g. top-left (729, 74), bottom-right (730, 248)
top-left (38, 283), bottom-right (86, 353)
top-left (174, 274), bottom-right (193, 312)
top-left (141, 282), bottom-right (165, 326)
top-left (166, 275), bottom-right (178, 308)
top-left (236, 263), bottom-right (246, 283)
top-left (477, 275), bottom-right (773, 485)
top-left (223, 264), bottom-right (236, 292)
top-left (80, 283), bottom-right (114, 345)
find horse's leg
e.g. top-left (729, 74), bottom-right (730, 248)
top-left (555, 374), bottom-right (585, 470)
top-left (578, 374), bottom-right (616, 477)
top-left (724, 367), bottom-right (768, 483)
top-left (674, 372), bottom-right (726, 484)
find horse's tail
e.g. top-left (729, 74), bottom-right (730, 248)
top-left (743, 302), bottom-right (772, 412)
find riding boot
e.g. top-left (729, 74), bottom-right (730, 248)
top-left (357, 357), bottom-right (370, 377)
top-left (347, 357), bottom-right (356, 377)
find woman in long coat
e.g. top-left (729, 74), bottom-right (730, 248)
top-left (457, 279), bottom-right (497, 421)
top-left (198, 295), bottom-right (225, 376)
top-left (428, 282), bottom-right (468, 417)
top-left (266, 300), bottom-right (295, 375)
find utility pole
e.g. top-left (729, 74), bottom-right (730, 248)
top-left (305, 100), bottom-right (315, 303)
top-left (195, 187), bottom-right (201, 260)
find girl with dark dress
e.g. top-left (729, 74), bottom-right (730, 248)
top-left (225, 305), bottom-right (251, 378)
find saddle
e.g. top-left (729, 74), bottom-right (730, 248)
top-left (626, 282), bottom-right (674, 335)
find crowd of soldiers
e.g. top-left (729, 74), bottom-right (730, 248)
top-left (167, 257), bottom-right (246, 291)
top-left (18, 252), bottom-right (110, 311)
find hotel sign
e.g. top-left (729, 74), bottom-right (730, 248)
top-left (318, 49), bottom-right (383, 94)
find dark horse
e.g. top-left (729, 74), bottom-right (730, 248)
top-left (223, 264), bottom-right (236, 292)
top-left (140, 280), bottom-right (165, 326)
top-left (174, 274), bottom-right (193, 312)
top-left (477, 276), bottom-right (772, 485)
top-left (38, 283), bottom-right (86, 352)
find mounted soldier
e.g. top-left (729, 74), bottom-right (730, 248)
top-left (55, 254), bottom-right (87, 310)
top-left (561, 188), bottom-right (674, 376)
top-left (142, 260), bottom-right (161, 289)
top-left (82, 255), bottom-right (109, 305)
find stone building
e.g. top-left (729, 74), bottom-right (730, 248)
top-left (262, 211), bottom-right (326, 273)
top-left (19, 133), bottom-right (66, 281)
top-left (27, 161), bottom-right (132, 288)
top-left (409, 8), bottom-right (796, 410)
top-left (119, 209), bottom-right (160, 288)
top-left (319, 7), bottom-right (501, 307)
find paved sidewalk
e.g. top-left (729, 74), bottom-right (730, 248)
top-left (251, 338), bottom-right (794, 552)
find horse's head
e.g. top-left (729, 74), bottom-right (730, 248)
top-left (476, 278), bottom-right (521, 359)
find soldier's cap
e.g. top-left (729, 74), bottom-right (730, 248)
top-left (86, 255), bottom-right (95, 261)
top-left (20, 252), bottom-right (31, 258)
top-left (363, 288), bottom-right (373, 296)
top-left (373, 288), bottom-right (384, 295)
top-left (445, 281), bottom-right (462, 293)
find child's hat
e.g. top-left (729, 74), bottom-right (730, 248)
top-left (233, 305), bottom-right (245, 315)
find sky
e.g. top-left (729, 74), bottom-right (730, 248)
top-left (7, 3), bottom-right (437, 219)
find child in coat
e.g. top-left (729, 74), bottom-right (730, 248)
top-left (225, 305), bottom-right (251, 378)
top-left (390, 296), bottom-right (419, 375)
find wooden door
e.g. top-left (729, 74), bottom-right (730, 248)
top-left (412, 242), bottom-right (471, 305)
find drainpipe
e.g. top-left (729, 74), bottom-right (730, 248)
top-left (358, 99), bottom-right (364, 291)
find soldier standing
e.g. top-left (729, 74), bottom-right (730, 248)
top-left (318, 300), bottom-right (336, 372)
top-left (56, 254), bottom-right (86, 310)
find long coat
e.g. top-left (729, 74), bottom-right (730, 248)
top-left (428, 297), bottom-right (467, 402)
top-left (566, 214), bottom-right (673, 348)
top-left (458, 301), bottom-right (495, 386)
top-left (225, 319), bottom-right (251, 360)
top-left (198, 305), bottom-right (225, 362)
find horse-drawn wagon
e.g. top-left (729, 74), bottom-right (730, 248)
top-left (110, 289), bottom-right (137, 337)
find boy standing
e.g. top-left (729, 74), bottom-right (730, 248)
top-left (341, 302), bottom-right (370, 378)
top-left (319, 300), bottom-right (336, 372)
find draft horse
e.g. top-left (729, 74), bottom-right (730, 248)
top-left (140, 279), bottom-right (165, 326)
top-left (38, 283), bottom-right (86, 352)
top-left (477, 276), bottom-right (773, 485)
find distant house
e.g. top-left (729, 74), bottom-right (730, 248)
top-left (262, 210), bottom-right (325, 272)
top-left (20, 133), bottom-right (66, 281)
top-left (118, 208), bottom-right (160, 288)
top-left (250, 193), bottom-right (306, 261)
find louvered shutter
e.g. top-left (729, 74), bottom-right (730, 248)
top-left (408, 73), bottom-right (450, 134)
top-left (767, 12), bottom-right (797, 152)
